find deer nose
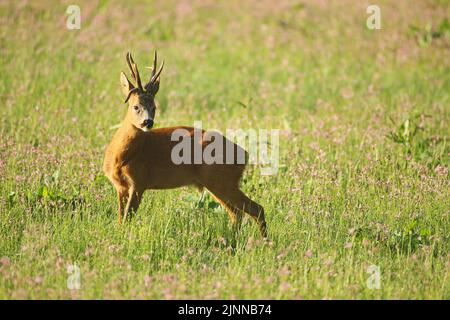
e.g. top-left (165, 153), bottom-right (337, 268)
top-left (142, 119), bottom-right (153, 128)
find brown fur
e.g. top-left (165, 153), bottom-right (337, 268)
top-left (102, 52), bottom-right (267, 237)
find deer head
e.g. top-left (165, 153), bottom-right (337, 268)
top-left (120, 51), bottom-right (164, 132)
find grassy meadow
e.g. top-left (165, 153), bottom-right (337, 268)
top-left (0, 0), bottom-right (449, 299)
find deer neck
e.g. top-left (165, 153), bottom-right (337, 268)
top-left (120, 112), bottom-right (143, 137)
top-left (113, 120), bottom-right (144, 160)
top-left (121, 121), bottom-right (141, 137)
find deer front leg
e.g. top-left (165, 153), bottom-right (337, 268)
top-left (112, 164), bottom-right (130, 224)
top-left (123, 187), bottom-right (142, 222)
top-left (117, 190), bottom-right (127, 224)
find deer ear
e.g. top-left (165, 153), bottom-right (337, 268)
top-left (120, 72), bottom-right (134, 97)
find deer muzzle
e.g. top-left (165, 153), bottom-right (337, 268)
top-left (142, 119), bottom-right (154, 129)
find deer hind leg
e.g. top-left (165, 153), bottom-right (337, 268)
top-left (123, 187), bottom-right (142, 222)
top-left (233, 190), bottom-right (267, 238)
top-left (209, 187), bottom-right (267, 238)
top-left (209, 192), bottom-right (243, 232)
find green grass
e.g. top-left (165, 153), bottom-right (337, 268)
top-left (0, 0), bottom-right (449, 299)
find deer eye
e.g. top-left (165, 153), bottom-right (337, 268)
top-left (133, 105), bottom-right (139, 111)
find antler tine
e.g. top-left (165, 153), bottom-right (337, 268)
top-left (151, 51), bottom-right (157, 77)
top-left (131, 54), bottom-right (143, 91)
top-left (149, 59), bottom-right (164, 85)
top-left (126, 52), bottom-right (143, 91)
top-left (126, 52), bottom-right (135, 80)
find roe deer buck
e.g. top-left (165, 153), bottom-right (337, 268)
top-left (103, 51), bottom-right (267, 237)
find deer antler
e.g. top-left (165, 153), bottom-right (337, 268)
top-left (151, 51), bottom-right (157, 78)
top-left (126, 52), bottom-right (143, 91)
top-left (145, 51), bottom-right (164, 91)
